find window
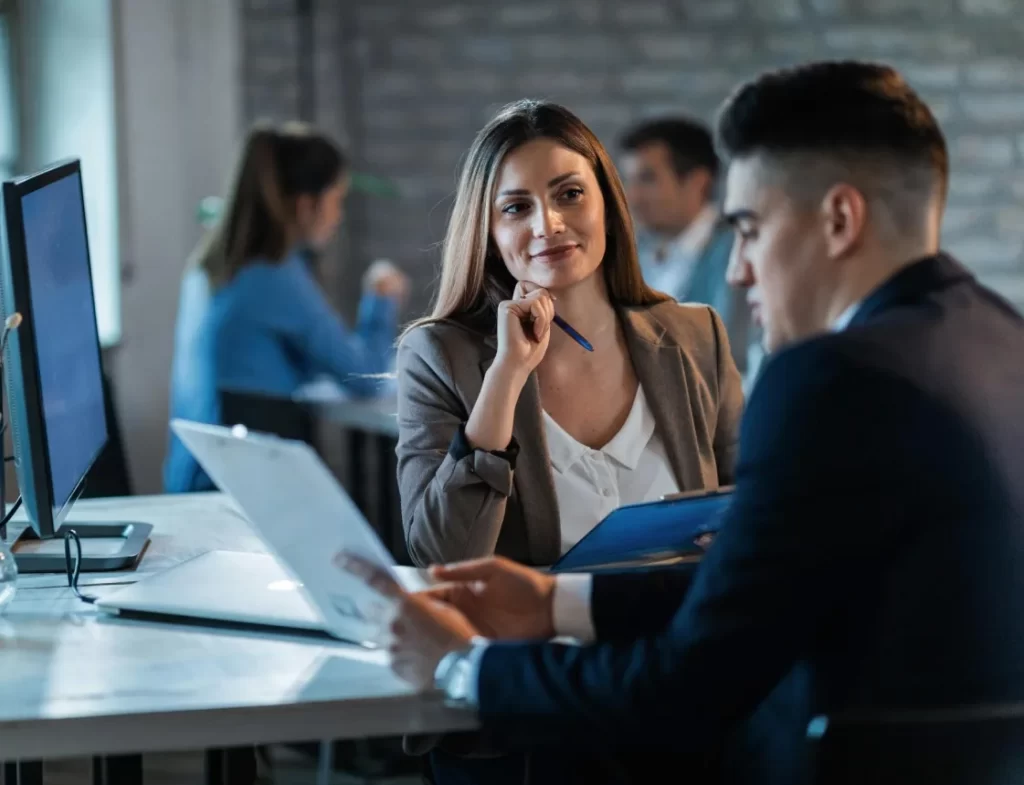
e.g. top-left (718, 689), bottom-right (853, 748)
top-left (0, 6), bottom-right (16, 185)
top-left (11, 0), bottom-right (120, 346)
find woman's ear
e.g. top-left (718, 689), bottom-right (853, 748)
top-left (293, 193), bottom-right (317, 230)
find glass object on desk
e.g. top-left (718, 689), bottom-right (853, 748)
top-left (0, 537), bottom-right (18, 611)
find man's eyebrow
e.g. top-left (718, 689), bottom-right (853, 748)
top-left (721, 209), bottom-right (759, 227)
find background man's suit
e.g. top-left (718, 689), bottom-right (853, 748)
top-left (639, 222), bottom-right (754, 377)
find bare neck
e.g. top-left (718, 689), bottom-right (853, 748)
top-left (824, 238), bottom-right (938, 327)
top-left (545, 272), bottom-right (621, 355)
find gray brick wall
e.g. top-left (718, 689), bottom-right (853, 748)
top-left (240, 0), bottom-right (1024, 317)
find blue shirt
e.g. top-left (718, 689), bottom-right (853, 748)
top-left (163, 252), bottom-right (398, 493)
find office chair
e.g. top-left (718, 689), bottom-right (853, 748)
top-left (218, 388), bottom-right (316, 446)
top-left (81, 369), bottom-right (134, 498)
top-left (808, 705), bottom-right (1024, 785)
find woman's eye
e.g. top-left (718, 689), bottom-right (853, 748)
top-left (561, 187), bottom-right (584, 201)
top-left (501, 202), bottom-right (527, 215)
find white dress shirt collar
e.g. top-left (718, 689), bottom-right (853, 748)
top-left (832, 299), bottom-right (863, 332)
top-left (543, 386), bottom-right (656, 473)
top-left (544, 413), bottom-right (588, 476)
top-left (543, 385), bottom-right (679, 554)
top-left (676, 203), bottom-right (719, 259)
top-left (594, 386), bottom-right (657, 470)
top-left (638, 204), bottom-right (721, 301)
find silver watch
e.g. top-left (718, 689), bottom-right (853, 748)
top-left (434, 647), bottom-right (477, 707)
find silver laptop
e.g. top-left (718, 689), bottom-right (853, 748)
top-left (97, 420), bottom-right (426, 646)
top-left (95, 549), bottom-right (324, 631)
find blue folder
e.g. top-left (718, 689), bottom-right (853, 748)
top-left (550, 488), bottom-right (733, 573)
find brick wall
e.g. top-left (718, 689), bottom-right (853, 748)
top-left (241, 0), bottom-right (1024, 317)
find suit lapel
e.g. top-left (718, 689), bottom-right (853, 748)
top-left (511, 374), bottom-right (561, 565)
top-left (683, 226), bottom-right (730, 304)
top-left (683, 228), bottom-right (718, 303)
top-left (621, 309), bottom-right (707, 492)
top-left (478, 351), bottom-right (561, 566)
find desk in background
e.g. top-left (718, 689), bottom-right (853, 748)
top-left (0, 493), bottom-right (474, 784)
top-left (221, 385), bottom-right (405, 563)
top-left (298, 394), bottom-right (406, 564)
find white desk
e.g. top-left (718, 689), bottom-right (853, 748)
top-left (306, 395), bottom-right (398, 438)
top-left (0, 493), bottom-right (475, 763)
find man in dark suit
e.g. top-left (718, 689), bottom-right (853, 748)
top-left (343, 61), bottom-right (1024, 784)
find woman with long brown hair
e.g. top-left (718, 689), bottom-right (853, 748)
top-left (164, 122), bottom-right (407, 493)
top-left (399, 98), bottom-right (742, 567)
top-left (397, 99), bottom-right (742, 784)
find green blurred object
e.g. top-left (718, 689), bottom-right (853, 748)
top-left (194, 172), bottom-right (400, 225)
top-left (197, 196), bottom-right (224, 228)
top-left (349, 172), bottom-right (401, 198)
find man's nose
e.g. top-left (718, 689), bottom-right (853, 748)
top-left (726, 245), bottom-right (754, 289)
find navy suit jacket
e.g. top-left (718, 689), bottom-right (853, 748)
top-left (473, 254), bottom-right (1024, 784)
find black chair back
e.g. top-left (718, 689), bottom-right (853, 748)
top-left (82, 368), bottom-right (134, 498)
top-left (809, 707), bottom-right (1024, 785)
top-left (219, 388), bottom-right (315, 445)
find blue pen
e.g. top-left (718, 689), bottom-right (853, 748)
top-left (553, 314), bottom-right (594, 352)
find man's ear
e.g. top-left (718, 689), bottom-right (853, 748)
top-left (820, 183), bottom-right (867, 259)
top-left (685, 167), bottom-right (714, 203)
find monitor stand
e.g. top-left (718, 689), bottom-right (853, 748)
top-left (10, 521), bottom-right (152, 574)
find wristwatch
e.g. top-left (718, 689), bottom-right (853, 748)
top-left (434, 645), bottom-right (479, 708)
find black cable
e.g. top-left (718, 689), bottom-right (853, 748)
top-left (0, 497), bottom-right (21, 528)
top-left (63, 529), bottom-right (97, 604)
top-left (0, 495), bottom-right (20, 541)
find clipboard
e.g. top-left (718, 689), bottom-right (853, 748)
top-left (550, 487), bottom-right (734, 573)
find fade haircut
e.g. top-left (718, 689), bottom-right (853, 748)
top-left (715, 61), bottom-right (948, 227)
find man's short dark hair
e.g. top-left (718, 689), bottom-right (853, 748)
top-left (620, 117), bottom-right (719, 180)
top-left (714, 61), bottom-right (948, 198)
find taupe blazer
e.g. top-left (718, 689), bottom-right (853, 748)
top-left (395, 301), bottom-right (744, 568)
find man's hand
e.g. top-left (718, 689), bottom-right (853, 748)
top-left (425, 556), bottom-right (557, 641)
top-left (337, 553), bottom-right (478, 690)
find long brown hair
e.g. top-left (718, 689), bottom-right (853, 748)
top-left (195, 121), bottom-right (348, 288)
top-left (407, 99), bottom-right (667, 336)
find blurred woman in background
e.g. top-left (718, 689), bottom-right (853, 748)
top-left (164, 122), bottom-right (407, 493)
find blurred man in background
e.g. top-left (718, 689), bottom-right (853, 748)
top-left (621, 117), bottom-right (758, 384)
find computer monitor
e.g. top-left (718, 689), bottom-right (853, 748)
top-left (0, 159), bottom-right (150, 573)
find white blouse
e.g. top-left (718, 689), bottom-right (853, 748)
top-left (543, 385), bottom-right (680, 555)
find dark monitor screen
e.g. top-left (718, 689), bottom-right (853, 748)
top-left (19, 169), bottom-right (107, 508)
top-left (2, 159), bottom-right (108, 537)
